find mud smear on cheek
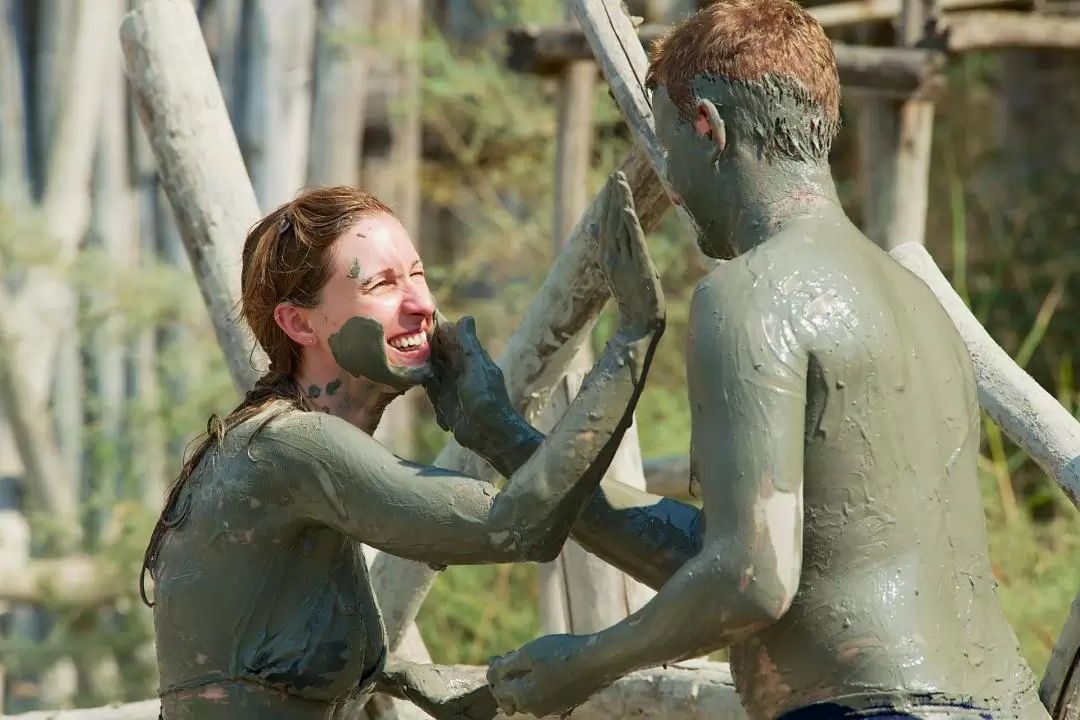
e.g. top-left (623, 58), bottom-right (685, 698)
top-left (329, 315), bottom-right (431, 392)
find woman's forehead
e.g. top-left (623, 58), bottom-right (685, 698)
top-left (336, 215), bottom-right (419, 268)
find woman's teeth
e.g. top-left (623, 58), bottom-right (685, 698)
top-left (389, 332), bottom-right (427, 350)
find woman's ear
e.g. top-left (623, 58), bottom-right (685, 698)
top-left (274, 303), bottom-right (318, 346)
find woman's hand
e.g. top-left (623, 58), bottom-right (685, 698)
top-left (424, 314), bottom-right (515, 453)
top-left (588, 170), bottom-right (666, 342)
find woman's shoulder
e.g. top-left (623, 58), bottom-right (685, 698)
top-left (248, 403), bottom-right (369, 458)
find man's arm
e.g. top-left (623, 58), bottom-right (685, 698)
top-left (488, 266), bottom-right (809, 717)
top-left (571, 481), bottom-right (705, 590)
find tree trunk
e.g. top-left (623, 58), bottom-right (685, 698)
top-left (121, 0), bottom-right (267, 394)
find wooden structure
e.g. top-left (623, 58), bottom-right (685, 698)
top-left (505, 0), bottom-right (1080, 253)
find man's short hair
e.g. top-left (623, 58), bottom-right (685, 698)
top-left (646, 0), bottom-right (840, 160)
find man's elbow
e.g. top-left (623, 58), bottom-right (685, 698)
top-left (739, 569), bottom-right (800, 625)
top-left (714, 565), bottom-right (800, 633)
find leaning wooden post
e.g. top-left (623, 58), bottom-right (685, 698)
top-left (121, 0), bottom-right (266, 395)
top-left (537, 0), bottom-right (654, 638)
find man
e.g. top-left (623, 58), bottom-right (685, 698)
top-left (466, 1), bottom-right (1048, 718)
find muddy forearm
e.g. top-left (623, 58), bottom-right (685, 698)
top-left (377, 658), bottom-right (498, 720)
top-left (468, 423), bottom-right (702, 589)
top-left (491, 327), bottom-right (662, 560)
top-left (570, 482), bottom-right (704, 590)
top-left (468, 409), bottom-right (543, 480)
top-left (572, 549), bottom-right (779, 689)
top-left (466, 340), bottom-right (701, 588)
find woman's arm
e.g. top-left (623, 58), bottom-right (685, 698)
top-left (264, 320), bottom-right (660, 566)
top-left (267, 170), bottom-right (665, 566)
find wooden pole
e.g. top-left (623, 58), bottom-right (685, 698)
top-left (237, 0), bottom-right (316, 211)
top-left (307, 0), bottom-right (374, 187)
top-left (538, 1), bottom-right (654, 637)
top-left (882, 0), bottom-right (938, 250)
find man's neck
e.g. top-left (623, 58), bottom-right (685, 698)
top-left (706, 160), bottom-right (843, 257)
top-left (295, 359), bottom-right (399, 436)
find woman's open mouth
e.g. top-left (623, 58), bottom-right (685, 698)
top-left (386, 329), bottom-right (431, 366)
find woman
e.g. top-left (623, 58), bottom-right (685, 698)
top-left (141, 183), bottom-right (664, 720)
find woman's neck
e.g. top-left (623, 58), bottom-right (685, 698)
top-left (294, 362), bottom-right (399, 436)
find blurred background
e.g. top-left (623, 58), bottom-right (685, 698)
top-left (1, 0), bottom-right (1079, 714)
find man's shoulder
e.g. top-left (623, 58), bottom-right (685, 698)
top-left (691, 252), bottom-right (784, 316)
top-left (688, 257), bottom-right (779, 357)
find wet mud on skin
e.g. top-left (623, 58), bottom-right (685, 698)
top-left (478, 77), bottom-right (1049, 720)
top-left (329, 314), bottom-right (432, 391)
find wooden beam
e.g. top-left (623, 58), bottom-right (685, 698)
top-left (508, 9), bottom-right (1080, 84)
top-left (507, 25), bottom-right (946, 98)
top-left (941, 10), bottom-right (1080, 50)
top-left (889, 243), bottom-right (1080, 508)
top-left (809, 0), bottom-right (1025, 27)
top-left (0, 661), bottom-right (750, 720)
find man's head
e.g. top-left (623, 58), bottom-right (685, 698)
top-left (646, 0), bottom-right (840, 256)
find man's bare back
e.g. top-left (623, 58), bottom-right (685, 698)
top-left (701, 217), bottom-right (1042, 718)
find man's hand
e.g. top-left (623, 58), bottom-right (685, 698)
top-left (487, 634), bottom-right (601, 717)
top-left (588, 170), bottom-right (665, 342)
top-left (423, 313), bottom-right (514, 452)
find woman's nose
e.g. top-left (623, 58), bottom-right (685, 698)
top-left (402, 282), bottom-right (436, 317)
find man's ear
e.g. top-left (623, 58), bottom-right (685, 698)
top-left (693, 99), bottom-right (726, 153)
top-left (274, 302), bottom-right (318, 347)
